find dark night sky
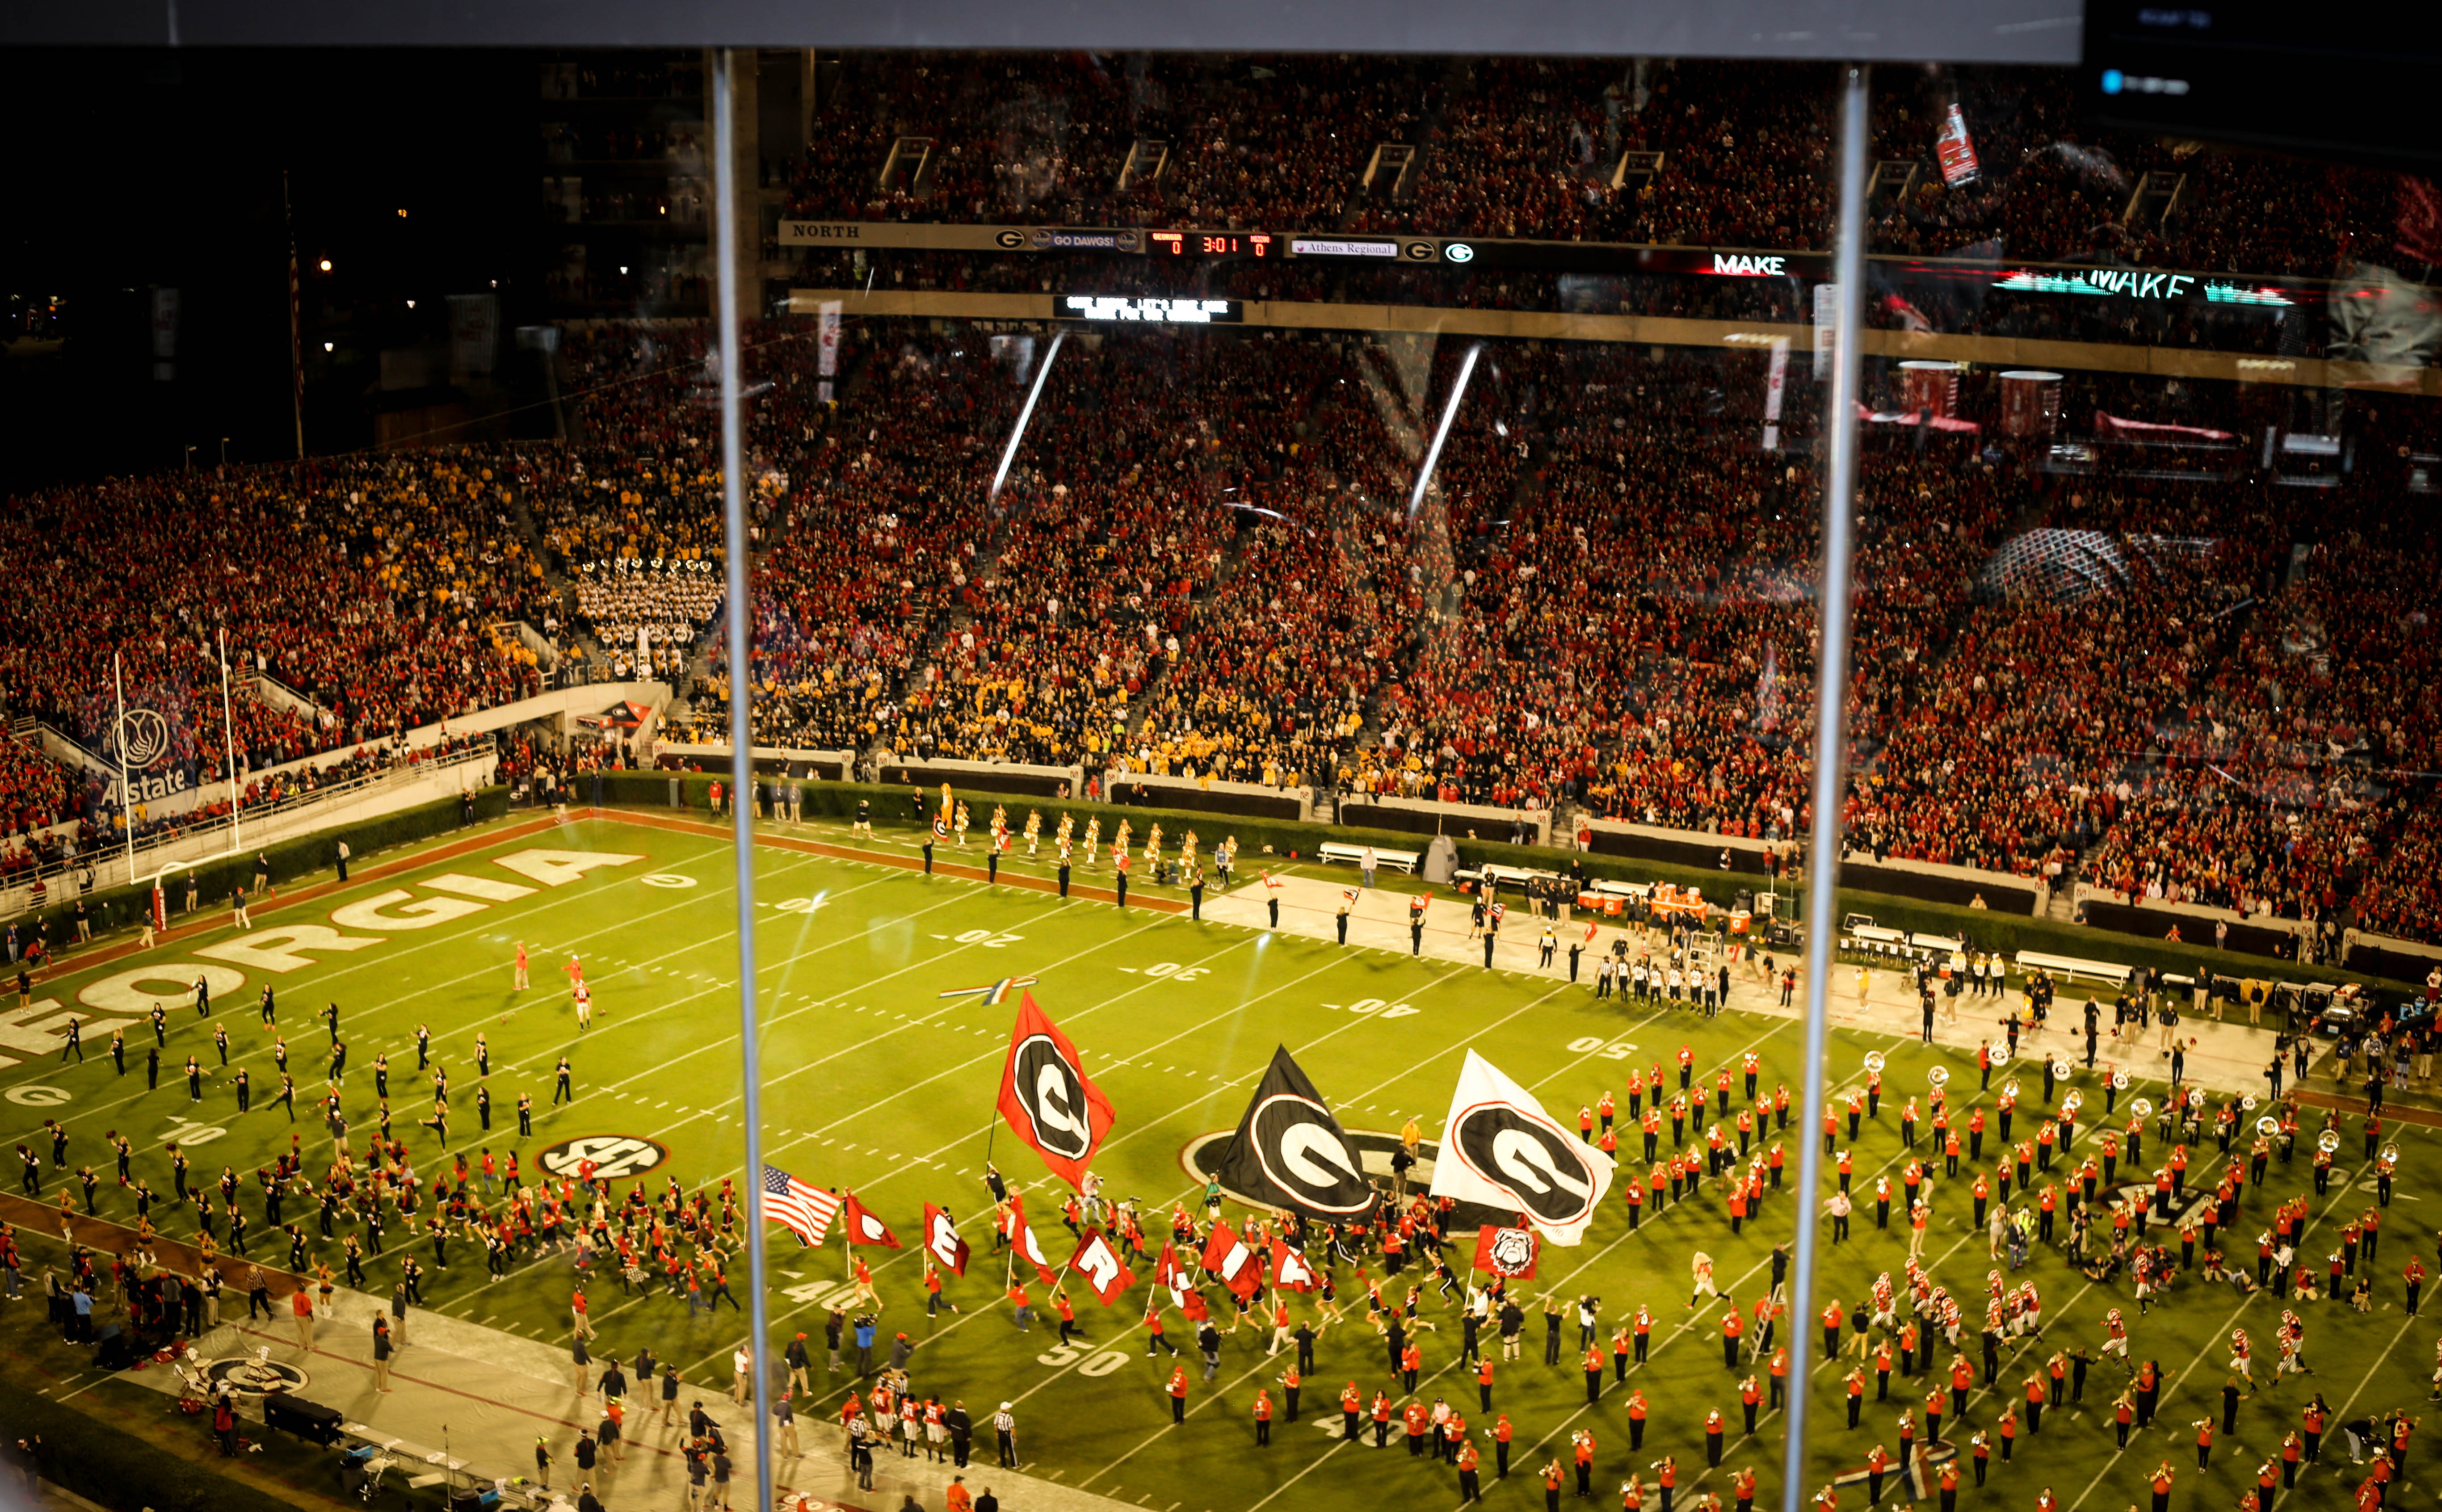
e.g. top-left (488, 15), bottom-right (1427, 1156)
top-left (0, 49), bottom-right (537, 494)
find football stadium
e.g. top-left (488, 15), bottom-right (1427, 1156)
top-left (0, 13), bottom-right (2438, 1512)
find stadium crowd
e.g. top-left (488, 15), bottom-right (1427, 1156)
top-left (779, 53), bottom-right (2429, 279)
top-left (6, 307), bottom-right (2442, 951)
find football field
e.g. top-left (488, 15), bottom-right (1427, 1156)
top-left (4, 806), bottom-right (2431, 1512)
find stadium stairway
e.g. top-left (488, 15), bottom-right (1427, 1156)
top-left (113, 1280), bottom-right (1139, 1512)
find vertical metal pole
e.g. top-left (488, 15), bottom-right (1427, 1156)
top-left (219, 630), bottom-right (243, 857)
top-left (113, 655), bottom-right (137, 888)
top-left (712, 48), bottom-right (776, 1512)
top-left (1777, 62), bottom-right (1869, 1512)
top-left (284, 169), bottom-right (305, 461)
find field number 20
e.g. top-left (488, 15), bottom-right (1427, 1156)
top-left (956, 929), bottom-right (1024, 949)
top-left (1567, 1037), bottom-right (1639, 1060)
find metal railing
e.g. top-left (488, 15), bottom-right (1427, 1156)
top-left (0, 739), bottom-right (496, 919)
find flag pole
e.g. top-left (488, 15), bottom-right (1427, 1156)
top-left (113, 655), bottom-right (138, 890)
top-left (218, 629), bottom-right (243, 856)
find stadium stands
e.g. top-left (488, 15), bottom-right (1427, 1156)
top-left (779, 54), bottom-right (2425, 279)
top-left (5, 297), bottom-right (2438, 952)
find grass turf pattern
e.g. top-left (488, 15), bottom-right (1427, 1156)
top-left (1, 811), bottom-right (2427, 1512)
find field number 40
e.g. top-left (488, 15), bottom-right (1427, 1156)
top-left (1324, 999), bottom-right (1418, 1019)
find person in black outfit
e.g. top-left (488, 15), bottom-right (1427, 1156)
top-left (1057, 858), bottom-right (1072, 898)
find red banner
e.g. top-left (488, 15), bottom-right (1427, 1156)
top-left (1273, 1244), bottom-right (1321, 1293)
top-left (841, 1192), bottom-right (901, 1248)
top-left (1200, 1220), bottom-right (1264, 1300)
top-left (921, 1202), bottom-right (970, 1277)
top-left (1067, 1227), bottom-right (1137, 1305)
top-left (1471, 1225), bottom-right (1542, 1280)
top-left (1007, 1192), bottom-right (1063, 1285)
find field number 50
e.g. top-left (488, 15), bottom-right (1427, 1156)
top-left (1568, 1037), bottom-right (1639, 1060)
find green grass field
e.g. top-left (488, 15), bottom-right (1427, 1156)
top-left (4, 807), bottom-right (2428, 1512)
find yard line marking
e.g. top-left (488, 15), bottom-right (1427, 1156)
top-left (2061, 1172), bottom-right (2384, 1512)
top-left (40, 832), bottom-right (844, 1142)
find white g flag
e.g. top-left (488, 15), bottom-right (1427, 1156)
top-left (1428, 1050), bottom-right (1614, 1244)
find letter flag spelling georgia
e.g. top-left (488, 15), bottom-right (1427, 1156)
top-left (1066, 1227), bottom-right (1137, 1305)
top-left (1006, 1191), bottom-right (1063, 1285)
top-left (1199, 1219), bottom-right (1265, 1300)
top-left (840, 1191), bottom-right (901, 1247)
top-left (996, 992), bottom-right (1117, 1190)
top-left (921, 1202), bottom-right (971, 1277)
top-left (1429, 1050), bottom-right (1615, 1244)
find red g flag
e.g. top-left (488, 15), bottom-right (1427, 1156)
top-left (996, 992), bottom-right (1116, 1190)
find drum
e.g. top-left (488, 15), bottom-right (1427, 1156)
top-left (1999, 370), bottom-right (2062, 438)
top-left (1900, 360), bottom-right (1962, 419)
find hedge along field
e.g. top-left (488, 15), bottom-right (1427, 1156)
top-left (594, 774), bottom-right (2423, 1000)
top-left (11, 787), bottom-right (514, 945)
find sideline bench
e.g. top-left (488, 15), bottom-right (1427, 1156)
top-left (2015, 949), bottom-right (2139, 987)
top-left (1317, 842), bottom-right (1420, 875)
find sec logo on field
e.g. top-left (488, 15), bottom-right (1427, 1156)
top-left (538, 1134), bottom-right (669, 1180)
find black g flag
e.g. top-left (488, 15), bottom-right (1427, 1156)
top-left (1212, 1046), bottom-right (1380, 1221)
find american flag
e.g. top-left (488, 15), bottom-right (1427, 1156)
top-left (762, 1165), bottom-right (839, 1246)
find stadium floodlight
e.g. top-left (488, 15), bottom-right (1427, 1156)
top-left (990, 328), bottom-right (1066, 503)
top-left (1406, 341), bottom-right (1480, 519)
